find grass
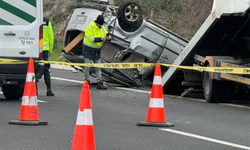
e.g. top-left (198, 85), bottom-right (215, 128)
top-left (49, 41), bottom-right (65, 61)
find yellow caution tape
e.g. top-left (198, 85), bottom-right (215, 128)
top-left (1, 58), bottom-right (250, 74)
top-left (0, 58), bottom-right (27, 64)
top-left (160, 63), bottom-right (250, 75)
top-left (41, 61), bottom-right (155, 69)
top-left (0, 59), bottom-right (154, 68)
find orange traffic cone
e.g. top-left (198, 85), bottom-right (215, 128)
top-left (71, 81), bottom-right (96, 150)
top-left (9, 57), bottom-right (48, 125)
top-left (137, 61), bottom-right (174, 127)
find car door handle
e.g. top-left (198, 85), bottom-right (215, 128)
top-left (4, 32), bottom-right (16, 36)
top-left (152, 51), bottom-right (158, 55)
top-left (162, 55), bottom-right (169, 60)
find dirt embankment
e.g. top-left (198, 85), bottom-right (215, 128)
top-left (43, 0), bottom-right (213, 43)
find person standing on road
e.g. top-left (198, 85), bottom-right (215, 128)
top-left (43, 17), bottom-right (55, 96)
top-left (82, 15), bottom-right (111, 90)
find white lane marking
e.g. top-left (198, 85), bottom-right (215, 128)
top-left (174, 96), bottom-right (250, 109)
top-left (52, 77), bottom-right (250, 109)
top-left (51, 77), bottom-right (84, 84)
top-left (114, 87), bottom-right (151, 94)
top-left (220, 103), bottom-right (250, 109)
top-left (160, 128), bottom-right (250, 150)
top-left (0, 92), bottom-right (47, 103)
top-left (37, 100), bottom-right (47, 103)
top-left (114, 87), bottom-right (250, 109)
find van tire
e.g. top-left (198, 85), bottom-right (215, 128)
top-left (2, 85), bottom-right (24, 100)
top-left (118, 1), bottom-right (143, 32)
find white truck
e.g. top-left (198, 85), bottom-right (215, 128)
top-left (162, 0), bottom-right (250, 103)
top-left (0, 0), bottom-right (44, 99)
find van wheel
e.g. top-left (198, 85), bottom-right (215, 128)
top-left (203, 71), bottom-right (221, 103)
top-left (2, 85), bottom-right (24, 100)
top-left (118, 1), bottom-right (143, 32)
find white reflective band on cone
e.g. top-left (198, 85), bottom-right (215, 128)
top-left (76, 109), bottom-right (93, 125)
top-left (22, 96), bottom-right (38, 106)
top-left (26, 73), bottom-right (35, 82)
top-left (153, 76), bottom-right (162, 85)
top-left (149, 98), bottom-right (164, 108)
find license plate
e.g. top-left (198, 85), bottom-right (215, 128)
top-left (74, 15), bottom-right (87, 24)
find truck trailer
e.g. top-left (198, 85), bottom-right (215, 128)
top-left (162, 0), bottom-right (250, 103)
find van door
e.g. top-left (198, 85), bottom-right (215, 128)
top-left (0, 0), bottom-right (42, 58)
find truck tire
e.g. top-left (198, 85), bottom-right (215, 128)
top-left (118, 1), bottom-right (143, 32)
top-left (2, 85), bottom-right (24, 100)
top-left (203, 71), bottom-right (221, 103)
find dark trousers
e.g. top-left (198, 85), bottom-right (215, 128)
top-left (43, 51), bottom-right (51, 85)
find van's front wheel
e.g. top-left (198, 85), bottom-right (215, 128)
top-left (2, 84), bottom-right (24, 100)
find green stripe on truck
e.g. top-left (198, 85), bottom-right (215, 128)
top-left (23, 0), bottom-right (36, 7)
top-left (0, 18), bottom-right (12, 25)
top-left (0, 0), bottom-right (35, 23)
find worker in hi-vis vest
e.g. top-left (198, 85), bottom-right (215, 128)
top-left (82, 15), bottom-right (111, 90)
top-left (43, 17), bottom-right (54, 96)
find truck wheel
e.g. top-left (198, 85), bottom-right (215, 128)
top-left (118, 1), bottom-right (143, 32)
top-left (203, 71), bottom-right (221, 103)
top-left (2, 85), bottom-right (24, 100)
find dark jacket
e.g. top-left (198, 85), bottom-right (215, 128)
top-left (82, 44), bottom-right (101, 59)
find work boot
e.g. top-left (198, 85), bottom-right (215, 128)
top-left (46, 84), bottom-right (55, 96)
top-left (97, 81), bottom-right (107, 90)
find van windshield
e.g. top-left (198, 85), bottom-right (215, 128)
top-left (0, 0), bottom-right (37, 25)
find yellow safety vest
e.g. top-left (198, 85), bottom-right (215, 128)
top-left (83, 21), bottom-right (108, 49)
top-left (43, 18), bottom-right (54, 53)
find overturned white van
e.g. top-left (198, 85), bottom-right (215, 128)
top-left (0, 0), bottom-right (44, 99)
top-left (63, 1), bottom-right (188, 86)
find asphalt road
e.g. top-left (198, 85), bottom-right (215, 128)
top-left (0, 67), bottom-right (250, 150)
